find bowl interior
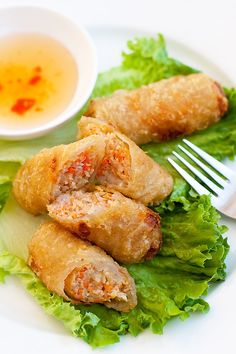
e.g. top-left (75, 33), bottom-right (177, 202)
top-left (0, 6), bottom-right (97, 139)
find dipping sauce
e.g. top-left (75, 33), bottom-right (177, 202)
top-left (0, 33), bottom-right (78, 129)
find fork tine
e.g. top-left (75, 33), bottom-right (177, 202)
top-left (173, 152), bottom-right (222, 195)
top-left (183, 139), bottom-right (234, 179)
top-left (178, 145), bottom-right (228, 187)
top-left (168, 157), bottom-right (210, 196)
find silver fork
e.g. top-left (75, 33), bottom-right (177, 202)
top-left (168, 139), bottom-right (236, 219)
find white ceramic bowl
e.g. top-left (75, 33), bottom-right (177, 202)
top-left (0, 6), bottom-right (97, 140)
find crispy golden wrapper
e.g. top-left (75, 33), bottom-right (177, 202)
top-left (48, 186), bottom-right (162, 263)
top-left (13, 135), bottom-right (106, 215)
top-left (85, 73), bottom-right (228, 145)
top-left (28, 222), bottom-right (137, 312)
top-left (77, 117), bottom-right (173, 205)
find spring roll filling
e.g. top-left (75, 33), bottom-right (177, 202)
top-left (64, 264), bottom-right (129, 303)
top-left (53, 151), bottom-right (97, 198)
top-left (81, 121), bottom-right (113, 137)
top-left (97, 136), bottom-right (131, 186)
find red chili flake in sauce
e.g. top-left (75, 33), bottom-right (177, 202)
top-left (34, 66), bottom-right (42, 73)
top-left (11, 98), bottom-right (36, 115)
top-left (29, 75), bottom-right (41, 85)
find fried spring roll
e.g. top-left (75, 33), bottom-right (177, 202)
top-left (77, 117), bottom-right (173, 205)
top-left (28, 222), bottom-right (137, 312)
top-left (13, 136), bottom-right (106, 215)
top-left (85, 73), bottom-right (228, 145)
top-left (48, 186), bottom-right (162, 263)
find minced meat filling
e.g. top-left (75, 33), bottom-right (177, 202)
top-left (53, 152), bottom-right (95, 197)
top-left (64, 264), bottom-right (128, 303)
top-left (97, 135), bottom-right (131, 186)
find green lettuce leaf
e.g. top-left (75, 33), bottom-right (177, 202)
top-left (0, 34), bottom-right (231, 347)
top-left (93, 34), bottom-right (197, 97)
top-left (122, 34), bottom-right (199, 82)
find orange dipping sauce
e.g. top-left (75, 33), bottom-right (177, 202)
top-left (0, 33), bottom-right (78, 129)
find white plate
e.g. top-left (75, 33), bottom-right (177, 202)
top-left (0, 25), bottom-right (236, 354)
